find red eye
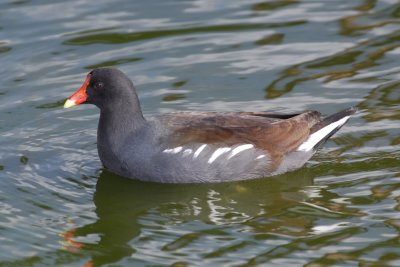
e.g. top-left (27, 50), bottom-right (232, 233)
top-left (94, 82), bottom-right (104, 89)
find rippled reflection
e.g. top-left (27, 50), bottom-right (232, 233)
top-left (61, 170), bottom-right (316, 266)
top-left (0, 0), bottom-right (399, 266)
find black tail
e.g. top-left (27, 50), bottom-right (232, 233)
top-left (311, 107), bottom-right (357, 133)
top-left (297, 107), bottom-right (356, 152)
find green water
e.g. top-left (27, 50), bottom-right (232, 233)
top-left (0, 0), bottom-right (399, 266)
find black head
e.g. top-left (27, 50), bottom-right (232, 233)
top-left (64, 68), bottom-right (140, 110)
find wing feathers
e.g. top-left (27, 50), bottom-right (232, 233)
top-left (165, 111), bottom-right (322, 156)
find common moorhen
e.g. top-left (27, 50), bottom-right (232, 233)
top-left (64, 68), bottom-right (355, 183)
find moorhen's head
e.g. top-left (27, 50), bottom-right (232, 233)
top-left (64, 68), bottom-right (139, 110)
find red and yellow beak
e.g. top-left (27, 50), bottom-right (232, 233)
top-left (64, 74), bottom-right (91, 108)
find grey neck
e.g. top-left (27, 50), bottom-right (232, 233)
top-left (97, 96), bottom-right (146, 157)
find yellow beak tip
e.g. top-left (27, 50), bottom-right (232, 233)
top-left (63, 99), bottom-right (76, 109)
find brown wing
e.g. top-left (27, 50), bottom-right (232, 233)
top-left (162, 111), bottom-right (322, 155)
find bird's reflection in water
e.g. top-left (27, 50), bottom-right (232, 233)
top-left (63, 169), bottom-right (316, 266)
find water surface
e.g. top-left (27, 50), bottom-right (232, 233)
top-left (0, 0), bottom-right (400, 266)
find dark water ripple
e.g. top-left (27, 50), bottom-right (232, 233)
top-left (0, 0), bottom-right (400, 266)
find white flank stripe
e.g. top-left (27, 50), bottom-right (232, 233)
top-left (297, 116), bottom-right (350, 152)
top-left (256, 155), bottom-right (265, 159)
top-left (228, 144), bottom-right (254, 159)
top-left (193, 144), bottom-right (207, 159)
top-left (208, 147), bottom-right (231, 164)
top-left (163, 146), bottom-right (183, 154)
top-left (183, 149), bottom-right (193, 156)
